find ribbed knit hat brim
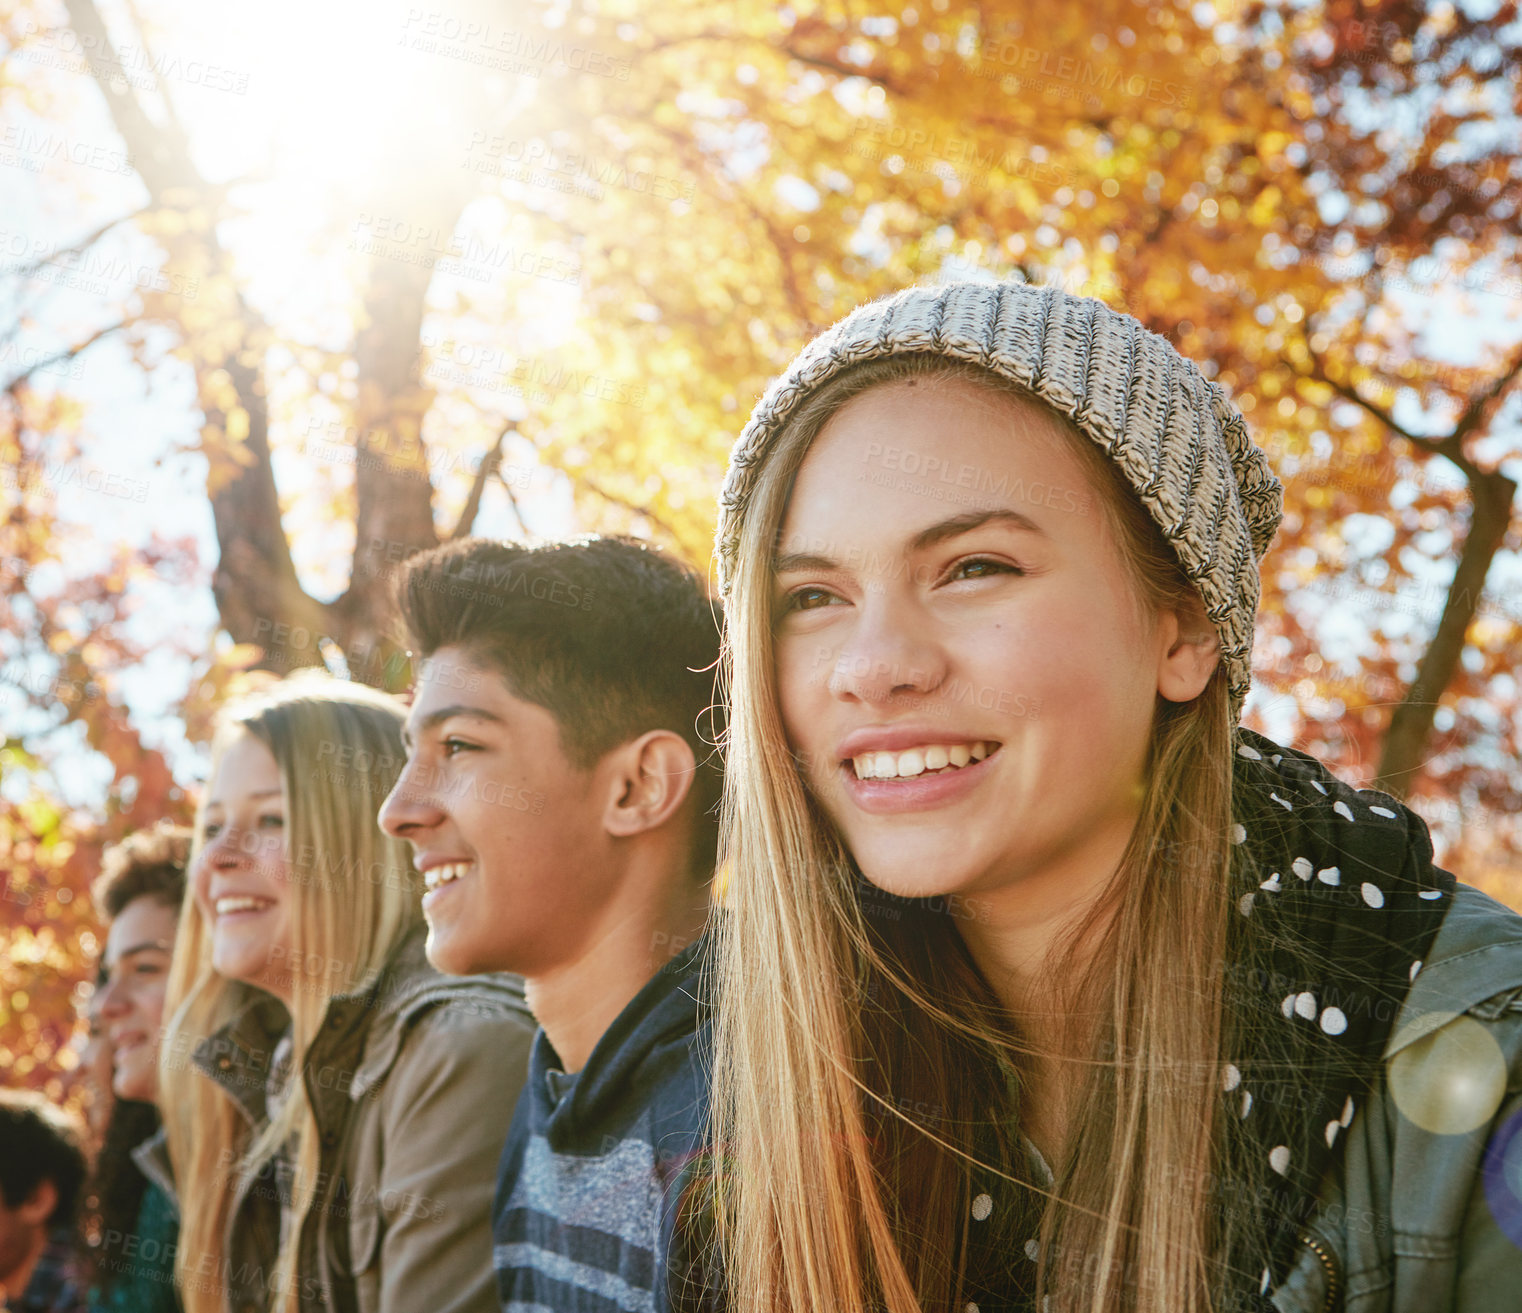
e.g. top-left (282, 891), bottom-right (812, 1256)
top-left (714, 280), bottom-right (1284, 724)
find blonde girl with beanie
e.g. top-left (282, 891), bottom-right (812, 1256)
top-left (701, 281), bottom-right (1522, 1313)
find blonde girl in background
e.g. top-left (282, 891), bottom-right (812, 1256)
top-left (155, 675), bottom-right (535, 1313)
top-left (703, 282), bottom-right (1522, 1313)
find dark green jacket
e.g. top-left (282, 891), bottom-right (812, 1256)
top-left (90, 1173), bottom-right (179, 1313)
top-left (1272, 883), bottom-right (1522, 1311)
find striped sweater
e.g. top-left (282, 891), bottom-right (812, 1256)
top-left (492, 939), bottom-right (712, 1313)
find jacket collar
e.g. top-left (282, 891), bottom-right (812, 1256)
top-left (191, 924), bottom-right (529, 1110)
top-left (189, 927), bottom-right (434, 1118)
top-left (347, 929), bottom-right (529, 1099)
top-left (1384, 882), bottom-right (1522, 1058)
top-left (190, 990), bottom-right (291, 1126)
top-left (128, 1126), bottom-right (179, 1212)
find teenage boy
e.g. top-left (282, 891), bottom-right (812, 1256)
top-left (0, 1091), bottom-right (88, 1313)
top-left (89, 821), bottom-right (190, 1313)
top-left (378, 535), bottom-right (721, 1313)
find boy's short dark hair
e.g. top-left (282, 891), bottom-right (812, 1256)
top-left (0, 1090), bottom-right (87, 1225)
top-left (393, 536), bottom-right (724, 876)
top-left (92, 821), bottom-right (191, 919)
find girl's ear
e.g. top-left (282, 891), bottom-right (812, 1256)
top-left (1156, 598), bottom-right (1220, 703)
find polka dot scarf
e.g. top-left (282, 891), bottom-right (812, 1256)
top-left (1222, 728), bottom-right (1455, 1305)
top-left (958, 729), bottom-right (1456, 1311)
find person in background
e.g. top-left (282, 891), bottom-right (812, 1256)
top-left (159, 675), bottom-right (536, 1313)
top-left (84, 821), bottom-right (191, 1313)
top-left (378, 536), bottom-right (722, 1313)
top-left (0, 1090), bottom-right (88, 1313)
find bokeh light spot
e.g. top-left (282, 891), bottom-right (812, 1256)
top-left (1389, 1014), bottom-right (1507, 1136)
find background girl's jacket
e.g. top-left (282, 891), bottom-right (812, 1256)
top-left (91, 1165), bottom-right (179, 1313)
top-left (1272, 881), bottom-right (1522, 1313)
top-left (146, 927), bottom-right (536, 1313)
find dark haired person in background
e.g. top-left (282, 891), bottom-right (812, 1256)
top-left (0, 1090), bottom-right (88, 1313)
top-left (379, 535), bottom-right (722, 1313)
top-left (83, 822), bottom-right (190, 1313)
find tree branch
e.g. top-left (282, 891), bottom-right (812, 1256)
top-left (574, 473), bottom-right (683, 544)
top-left (58, 0), bottom-right (199, 196)
top-left (777, 35), bottom-right (916, 98)
top-left (1298, 338), bottom-right (1522, 485)
top-left (645, 119), bottom-right (816, 330)
top-left (1, 210), bottom-right (148, 284)
top-left (449, 424), bottom-right (512, 540)
top-left (495, 465), bottom-right (528, 539)
top-left (1448, 342), bottom-right (1522, 447)
top-left (57, 0), bottom-right (330, 676)
top-left (1294, 340), bottom-right (1522, 797)
top-left (2, 321), bottom-right (124, 396)
top-left (1297, 343), bottom-right (1431, 447)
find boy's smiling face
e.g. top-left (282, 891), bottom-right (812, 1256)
top-left (379, 644), bottom-right (610, 976)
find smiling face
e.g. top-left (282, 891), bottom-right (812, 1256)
top-left (96, 896), bottom-right (178, 1102)
top-left (378, 645), bottom-right (611, 977)
top-left (774, 375), bottom-right (1211, 940)
top-left (192, 730), bottom-right (295, 1000)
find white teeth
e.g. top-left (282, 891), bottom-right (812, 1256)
top-left (850, 741), bottom-right (997, 780)
top-left (422, 861), bottom-right (474, 893)
top-left (215, 896), bottom-right (272, 916)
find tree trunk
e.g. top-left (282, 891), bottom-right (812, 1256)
top-left (210, 348), bottom-right (331, 673)
top-left (324, 10), bottom-right (505, 687)
top-left (63, 0), bottom-right (328, 675)
top-left (1375, 466), bottom-right (1518, 796)
top-left (328, 187), bottom-right (465, 689)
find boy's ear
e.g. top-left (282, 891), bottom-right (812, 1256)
top-left (602, 731), bottom-right (698, 839)
top-left (1156, 595), bottom-right (1220, 704)
top-left (20, 1177), bottom-right (57, 1226)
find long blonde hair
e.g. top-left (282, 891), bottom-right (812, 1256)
top-left (710, 355), bottom-right (1265, 1312)
top-left (160, 675), bottom-right (423, 1313)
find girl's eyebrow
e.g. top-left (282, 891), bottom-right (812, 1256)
top-left (772, 550), bottom-right (837, 574)
top-left (909, 507), bottom-right (1046, 550)
top-left (104, 941), bottom-right (172, 968)
top-left (773, 507), bottom-right (1046, 574)
top-left (204, 788), bottom-right (283, 811)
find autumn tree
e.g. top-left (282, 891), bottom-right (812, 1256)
top-left (3, 0), bottom-right (1518, 1098)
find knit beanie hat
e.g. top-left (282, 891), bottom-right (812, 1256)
top-left (714, 280), bottom-right (1285, 725)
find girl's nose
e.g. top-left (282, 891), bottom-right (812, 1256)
top-left (95, 974), bottom-right (128, 1018)
top-left (827, 597), bottom-right (946, 704)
